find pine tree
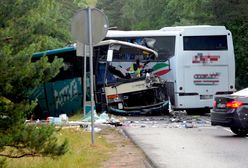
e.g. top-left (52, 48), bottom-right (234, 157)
top-left (0, 0), bottom-right (87, 165)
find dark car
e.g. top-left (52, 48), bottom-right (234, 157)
top-left (211, 88), bottom-right (248, 136)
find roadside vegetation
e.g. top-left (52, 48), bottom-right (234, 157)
top-left (0, 0), bottom-right (92, 167)
top-left (68, 111), bottom-right (84, 121)
top-left (5, 127), bottom-right (114, 168)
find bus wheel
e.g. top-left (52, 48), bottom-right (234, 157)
top-left (186, 108), bottom-right (210, 115)
top-left (96, 103), bottom-right (106, 114)
top-left (161, 105), bottom-right (169, 115)
top-left (186, 109), bottom-right (198, 115)
top-left (202, 108), bottom-right (211, 114)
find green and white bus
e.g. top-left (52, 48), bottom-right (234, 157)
top-left (31, 46), bottom-right (84, 118)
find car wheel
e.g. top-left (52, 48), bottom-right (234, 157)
top-left (230, 127), bottom-right (248, 137)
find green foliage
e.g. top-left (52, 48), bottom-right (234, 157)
top-left (0, 158), bottom-right (6, 168)
top-left (96, 0), bottom-right (127, 29)
top-left (0, 124), bottom-right (68, 158)
top-left (0, 0), bottom-right (91, 166)
top-left (229, 22), bottom-right (248, 89)
top-left (97, 0), bottom-right (167, 30)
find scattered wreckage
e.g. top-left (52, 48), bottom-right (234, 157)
top-left (94, 40), bottom-right (168, 115)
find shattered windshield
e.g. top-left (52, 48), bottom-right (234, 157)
top-left (95, 43), bottom-right (156, 85)
top-left (106, 36), bottom-right (175, 60)
top-left (108, 44), bottom-right (155, 82)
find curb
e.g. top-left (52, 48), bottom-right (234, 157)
top-left (121, 127), bottom-right (160, 168)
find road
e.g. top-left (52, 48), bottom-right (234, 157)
top-left (122, 114), bottom-right (248, 168)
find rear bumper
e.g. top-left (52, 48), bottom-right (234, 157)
top-left (176, 94), bottom-right (213, 109)
top-left (211, 110), bottom-right (248, 128)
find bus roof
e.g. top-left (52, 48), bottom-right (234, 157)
top-left (107, 30), bottom-right (179, 37)
top-left (160, 25), bottom-right (228, 35)
top-left (32, 40), bottom-right (158, 58)
top-left (106, 25), bottom-right (229, 37)
top-left (32, 46), bottom-right (75, 58)
top-left (96, 40), bottom-right (158, 57)
top-left (160, 25), bottom-right (226, 31)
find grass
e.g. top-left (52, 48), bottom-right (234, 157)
top-left (68, 111), bottom-right (84, 121)
top-left (5, 127), bottom-right (115, 168)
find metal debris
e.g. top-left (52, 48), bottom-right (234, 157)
top-left (121, 110), bottom-right (211, 128)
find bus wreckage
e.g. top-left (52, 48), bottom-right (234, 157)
top-left (31, 40), bottom-right (169, 118)
top-left (94, 40), bottom-right (168, 115)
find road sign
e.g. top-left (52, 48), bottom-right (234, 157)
top-left (71, 8), bottom-right (109, 145)
top-left (76, 41), bottom-right (89, 57)
top-left (71, 8), bottom-right (109, 45)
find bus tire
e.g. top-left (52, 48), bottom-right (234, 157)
top-left (186, 108), bottom-right (210, 115)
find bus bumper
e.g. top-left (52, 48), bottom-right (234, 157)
top-left (107, 101), bottom-right (168, 115)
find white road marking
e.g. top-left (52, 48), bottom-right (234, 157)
top-left (223, 127), bottom-right (233, 133)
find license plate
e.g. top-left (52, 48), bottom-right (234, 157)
top-left (216, 103), bottom-right (226, 108)
top-left (200, 95), bottom-right (213, 100)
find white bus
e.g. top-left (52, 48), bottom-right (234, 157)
top-left (106, 25), bottom-right (236, 113)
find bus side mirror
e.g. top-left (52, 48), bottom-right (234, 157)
top-left (107, 49), bottom-right (113, 62)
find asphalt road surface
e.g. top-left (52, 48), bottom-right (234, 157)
top-left (122, 114), bottom-right (248, 168)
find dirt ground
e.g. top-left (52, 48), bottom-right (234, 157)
top-left (100, 126), bottom-right (148, 168)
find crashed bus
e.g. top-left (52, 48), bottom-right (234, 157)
top-left (94, 40), bottom-right (168, 115)
top-left (31, 40), bottom-right (168, 118)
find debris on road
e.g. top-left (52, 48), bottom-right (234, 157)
top-left (121, 111), bottom-right (210, 128)
top-left (27, 110), bottom-right (210, 131)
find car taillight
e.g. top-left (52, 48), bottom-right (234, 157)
top-left (213, 100), bottom-right (216, 107)
top-left (107, 94), bottom-right (119, 100)
top-left (226, 100), bottom-right (243, 109)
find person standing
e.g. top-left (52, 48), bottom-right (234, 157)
top-left (129, 59), bottom-right (142, 78)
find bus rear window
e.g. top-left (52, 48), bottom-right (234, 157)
top-left (183, 35), bottom-right (227, 50)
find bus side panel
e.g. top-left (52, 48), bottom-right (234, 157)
top-left (30, 85), bottom-right (50, 118)
top-left (157, 56), bottom-right (177, 106)
top-left (52, 77), bottom-right (82, 116)
top-left (44, 82), bottom-right (56, 116)
top-left (166, 81), bottom-right (175, 106)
